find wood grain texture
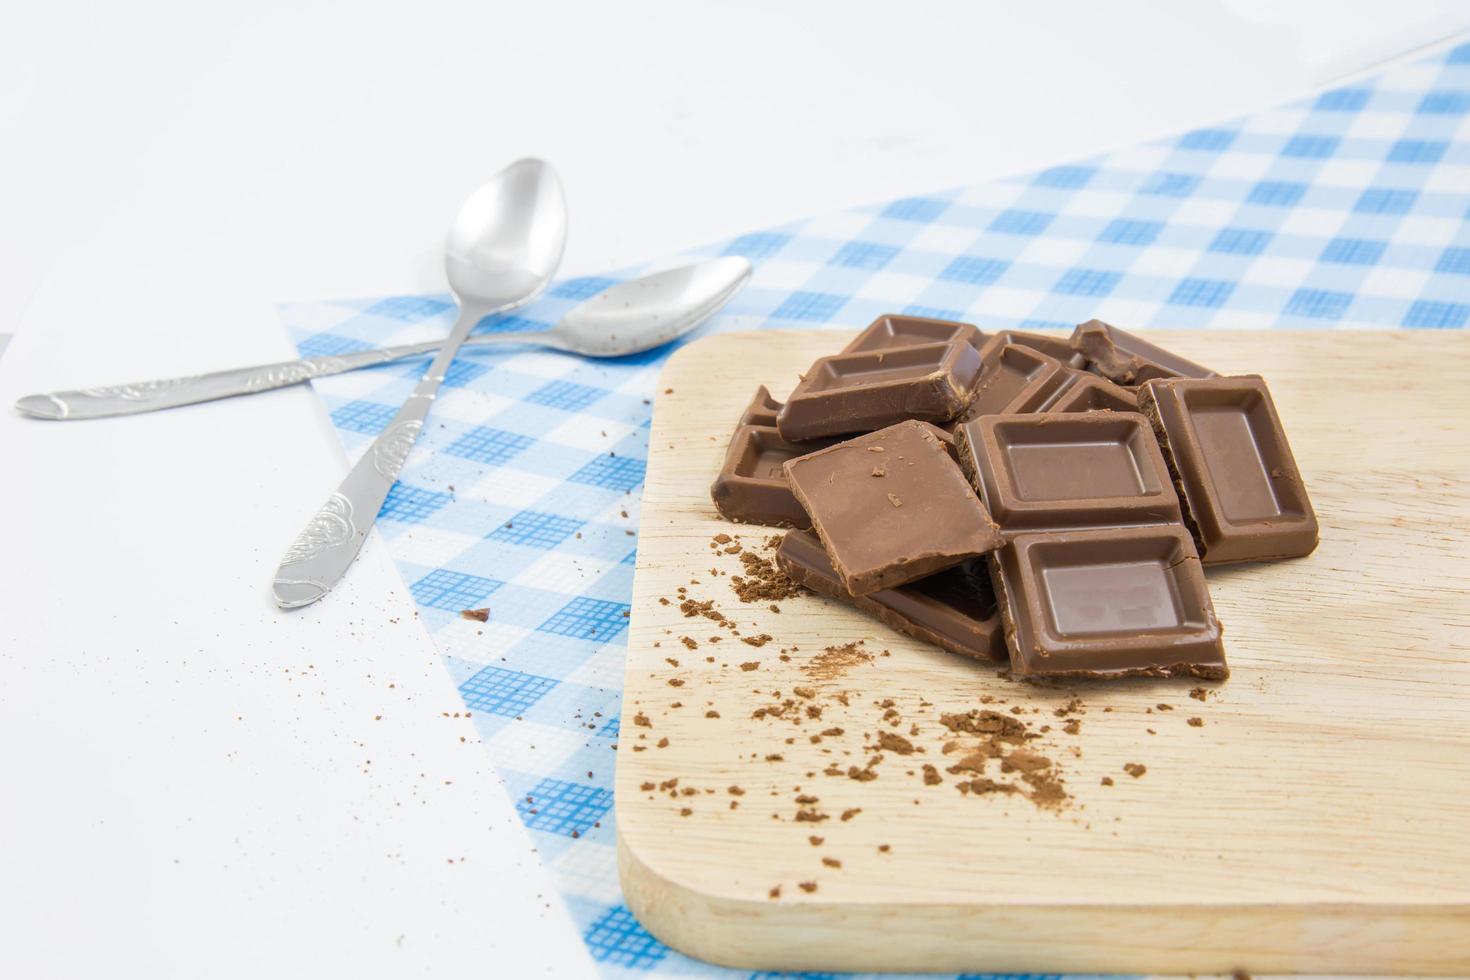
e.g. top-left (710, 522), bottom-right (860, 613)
top-left (616, 330), bottom-right (1470, 975)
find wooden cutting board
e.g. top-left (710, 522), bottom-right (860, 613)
top-left (615, 329), bottom-right (1470, 976)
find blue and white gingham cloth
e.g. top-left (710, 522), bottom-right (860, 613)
top-left (279, 41), bottom-right (1470, 979)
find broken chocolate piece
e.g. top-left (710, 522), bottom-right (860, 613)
top-left (784, 420), bottom-right (1002, 594)
top-left (956, 411), bottom-right (1181, 536)
top-left (711, 425), bottom-right (836, 527)
top-left (990, 525), bottom-right (1227, 679)
top-left (777, 341), bottom-right (983, 441)
top-left (843, 314), bottom-right (986, 354)
top-left (980, 329), bottom-right (1088, 369)
top-left (950, 344), bottom-right (1071, 426)
top-left (738, 385), bottom-right (783, 427)
top-left (778, 529), bottom-right (1004, 661)
top-left (1138, 374), bottom-right (1318, 564)
top-left (1045, 373), bottom-right (1139, 413)
top-left (1069, 319), bottom-right (1215, 386)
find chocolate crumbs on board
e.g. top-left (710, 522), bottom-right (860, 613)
top-left (800, 641), bottom-right (874, 681)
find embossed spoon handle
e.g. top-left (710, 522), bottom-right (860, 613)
top-left (13, 343), bottom-right (448, 421)
top-left (271, 301), bottom-right (488, 608)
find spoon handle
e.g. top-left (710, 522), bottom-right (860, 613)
top-left (272, 304), bottom-right (488, 609)
top-left (10, 333), bottom-right (542, 421)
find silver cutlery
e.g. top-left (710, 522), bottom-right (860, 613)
top-left (13, 256), bottom-right (750, 421)
top-left (271, 158), bottom-right (568, 610)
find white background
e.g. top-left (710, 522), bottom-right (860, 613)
top-left (2, 2), bottom-right (1467, 976)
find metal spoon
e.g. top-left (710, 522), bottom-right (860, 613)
top-left (13, 256), bottom-right (751, 420)
top-left (271, 158), bottom-right (567, 610)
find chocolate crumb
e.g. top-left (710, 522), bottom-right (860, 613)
top-left (886, 492), bottom-right (903, 508)
top-left (459, 607), bottom-right (490, 622)
top-left (1124, 763), bottom-right (1147, 778)
top-left (798, 881), bottom-right (817, 893)
top-left (1189, 687), bottom-right (1209, 701)
top-left (740, 661), bottom-right (760, 671)
top-left (808, 835), bottom-right (824, 846)
top-left (877, 732), bottom-right (915, 755)
top-left (877, 844), bottom-right (890, 853)
top-left (922, 764), bottom-right (941, 786)
top-left (821, 857), bottom-right (841, 868)
top-left (768, 885), bottom-right (780, 899)
top-left (1100, 776), bottom-right (1114, 786)
top-left (840, 808), bottom-right (861, 821)
top-left (633, 712), bottom-right (652, 728)
top-left (1187, 716), bottom-right (1204, 727)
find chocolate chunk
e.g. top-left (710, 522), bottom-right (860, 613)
top-left (777, 341), bottom-right (983, 441)
top-left (1069, 319), bottom-right (1215, 386)
top-left (777, 529), bottom-right (1004, 661)
top-left (1045, 373), bottom-right (1139, 413)
top-left (784, 420), bottom-right (1002, 594)
top-left (737, 385), bottom-right (783, 427)
top-left (1138, 374), bottom-right (1318, 564)
top-left (955, 411), bottom-right (1181, 536)
top-left (950, 344), bottom-right (1071, 426)
top-left (980, 329), bottom-right (1088, 369)
top-left (711, 425), bottom-right (836, 527)
top-left (842, 314), bottom-right (986, 354)
top-left (990, 525), bottom-right (1227, 679)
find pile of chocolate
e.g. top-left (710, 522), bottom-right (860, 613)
top-left (710, 316), bottom-right (1319, 680)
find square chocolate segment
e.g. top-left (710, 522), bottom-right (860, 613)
top-left (949, 343), bottom-right (1070, 427)
top-left (1070, 319), bottom-right (1215, 386)
top-left (1045, 373), bottom-right (1139, 414)
top-left (784, 420), bottom-right (1003, 595)
top-left (777, 529), bottom-right (1004, 661)
top-left (842, 314), bottom-right (986, 354)
top-left (710, 425), bottom-right (834, 528)
top-left (777, 341), bottom-right (982, 441)
top-left (737, 385), bottom-right (782, 427)
top-left (991, 525), bottom-right (1227, 679)
top-left (956, 411), bottom-right (1181, 536)
top-left (1139, 374), bottom-right (1318, 564)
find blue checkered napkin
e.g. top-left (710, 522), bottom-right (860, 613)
top-left (279, 40), bottom-right (1470, 979)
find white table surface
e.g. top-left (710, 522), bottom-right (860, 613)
top-left (3, 2), bottom-right (1467, 976)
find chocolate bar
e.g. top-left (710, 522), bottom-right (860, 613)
top-left (990, 525), bottom-right (1227, 680)
top-left (777, 529), bottom-right (1004, 661)
top-left (842, 314), bottom-right (986, 354)
top-left (949, 343), bottom-right (1070, 426)
top-left (784, 420), bottom-right (1003, 594)
top-left (777, 341), bottom-right (982, 441)
top-left (1045, 373), bottom-right (1138, 413)
top-left (1070, 319), bottom-right (1215, 386)
top-left (1139, 374), bottom-right (1318, 564)
top-left (710, 425), bottom-right (835, 527)
top-left (737, 385), bottom-right (782, 427)
top-left (956, 411), bottom-right (1181, 535)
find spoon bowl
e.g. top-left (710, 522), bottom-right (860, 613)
top-left (445, 158), bottom-right (568, 311)
top-left (537, 256), bottom-right (751, 357)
